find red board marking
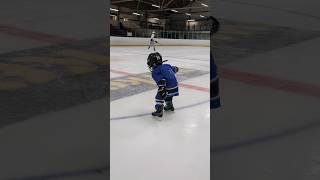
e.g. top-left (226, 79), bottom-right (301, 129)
top-left (220, 67), bottom-right (320, 98)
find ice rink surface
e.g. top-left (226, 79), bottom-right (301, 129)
top-left (0, 0), bottom-right (319, 179)
top-left (110, 46), bottom-right (210, 180)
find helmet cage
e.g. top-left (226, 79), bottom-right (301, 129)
top-left (147, 52), bottom-right (163, 70)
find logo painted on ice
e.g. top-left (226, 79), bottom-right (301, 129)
top-left (110, 68), bottom-right (208, 101)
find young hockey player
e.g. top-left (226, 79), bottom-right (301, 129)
top-left (147, 52), bottom-right (179, 117)
top-left (148, 31), bottom-right (159, 51)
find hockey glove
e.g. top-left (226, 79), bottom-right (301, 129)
top-left (158, 86), bottom-right (168, 99)
top-left (172, 66), bottom-right (179, 73)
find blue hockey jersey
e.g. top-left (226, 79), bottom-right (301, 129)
top-left (151, 64), bottom-right (179, 97)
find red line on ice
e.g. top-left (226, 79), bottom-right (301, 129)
top-left (179, 83), bottom-right (210, 92)
top-left (110, 69), bottom-right (133, 76)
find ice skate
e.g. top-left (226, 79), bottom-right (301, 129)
top-left (164, 102), bottom-right (174, 111)
top-left (152, 109), bottom-right (163, 117)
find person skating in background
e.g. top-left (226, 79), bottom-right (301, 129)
top-left (147, 52), bottom-right (179, 117)
top-left (148, 31), bottom-right (159, 51)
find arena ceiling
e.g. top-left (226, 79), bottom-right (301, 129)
top-left (111, 0), bottom-right (209, 16)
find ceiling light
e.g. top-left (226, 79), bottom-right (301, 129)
top-left (133, 12), bottom-right (141, 16)
top-left (110, 8), bottom-right (119, 12)
top-left (186, 13), bottom-right (191, 16)
top-left (171, 9), bottom-right (178, 13)
top-left (152, 4), bottom-right (160, 8)
top-left (201, 3), bottom-right (208, 7)
top-left (200, 15), bottom-right (205, 18)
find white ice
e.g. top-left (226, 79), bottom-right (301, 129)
top-left (110, 46), bottom-right (210, 180)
